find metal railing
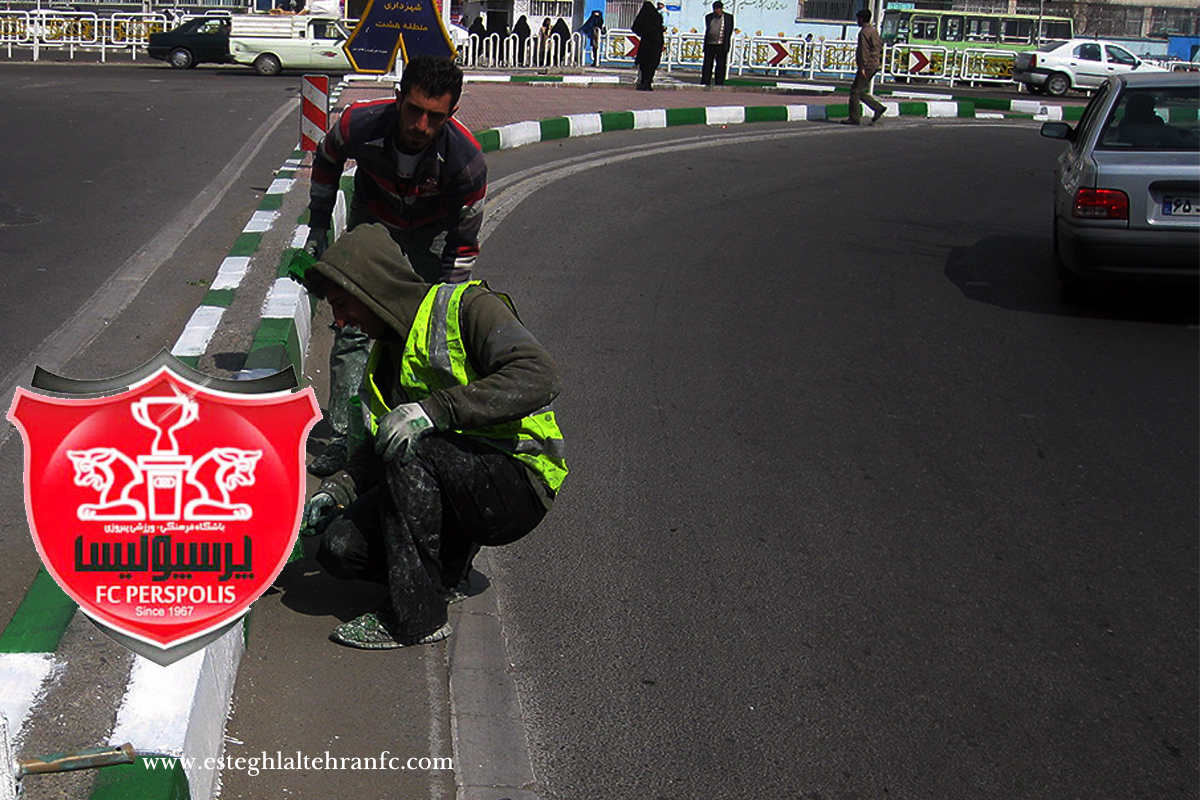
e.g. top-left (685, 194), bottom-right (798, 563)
top-left (0, 10), bottom-right (171, 60)
top-left (0, 17), bottom-right (1025, 87)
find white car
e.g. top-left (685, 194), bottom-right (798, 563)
top-left (1013, 38), bottom-right (1167, 96)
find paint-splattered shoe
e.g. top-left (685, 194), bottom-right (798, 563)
top-left (330, 607), bottom-right (451, 650)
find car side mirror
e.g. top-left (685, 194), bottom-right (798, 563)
top-left (1040, 121), bottom-right (1075, 141)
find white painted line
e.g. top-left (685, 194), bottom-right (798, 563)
top-left (267, 177), bottom-right (294, 195)
top-left (889, 90), bottom-right (954, 100)
top-left (799, 104), bottom-right (827, 120)
top-left (0, 653), bottom-right (61, 750)
top-left (777, 82), bottom-right (834, 93)
top-left (211, 256), bottom-right (251, 291)
top-left (632, 108), bottom-right (667, 129)
top-left (466, 74), bottom-right (511, 83)
top-left (566, 113), bottom-right (603, 137)
top-left (978, 111), bottom-right (1006, 119)
top-left (243, 210), bottom-right (279, 234)
top-left (110, 627), bottom-right (244, 800)
top-left (928, 100), bottom-right (960, 117)
top-left (498, 121), bottom-right (543, 150)
top-left (705, 106), bottom-right (745, 125)
top-left (171, 306), bottom-right (225, 359)
top-left (262, 278), bottom-right (313, 375)
top-left (291, 225), bottom-right (309, 249)
top-left (1034, 105), bottom-right (1064, 121)
top-left (1011, 99), bottom-right (1044, 114)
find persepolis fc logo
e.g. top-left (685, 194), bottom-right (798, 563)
top-left (7, 359), bottom-right (319, 663)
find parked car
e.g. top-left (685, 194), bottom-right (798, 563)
top-left (1039, 71), bottom-right (1199, 302)
top-left (228, 15), bottom-right (352, 76)
top-left (147, 14), bottom-right (232, 69)
top-left (1014, 38), bottom-right (1167, 96)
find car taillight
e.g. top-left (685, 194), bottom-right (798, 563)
top-left (1073, 188), bottom-right (1129, 220)
top-left (1029, 54), bottom-right (1037, 68)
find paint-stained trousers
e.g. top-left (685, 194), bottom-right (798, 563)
top-left (316, 435), bottom-right (548, 639)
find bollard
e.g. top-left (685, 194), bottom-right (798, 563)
top-left (300, 74), bottom-right (330, 152)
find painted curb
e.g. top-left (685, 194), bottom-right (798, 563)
top-left (0, 79), bottom-right (1084, 800)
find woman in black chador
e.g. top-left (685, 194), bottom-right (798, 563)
top-left (631, 1), bottom-right (664, 90)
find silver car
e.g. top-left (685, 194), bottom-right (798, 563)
top-left (1040, 71), bottom-right (1200, 303)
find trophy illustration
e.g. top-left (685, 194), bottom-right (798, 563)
top-left (132, 392), bottom-right (199, 520)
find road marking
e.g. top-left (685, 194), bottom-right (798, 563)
top-left (0, 95), bottom-right (296, 452)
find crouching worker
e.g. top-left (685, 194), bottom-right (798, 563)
top-left (298, 224), bottom-right (567, 649)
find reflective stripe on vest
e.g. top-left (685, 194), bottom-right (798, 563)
top-left (361, 282), bottom-right (567, 492)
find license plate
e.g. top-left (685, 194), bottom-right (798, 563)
top-left (1163, 197), bottom-right (1199, 216)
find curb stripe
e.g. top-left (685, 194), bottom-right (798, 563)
top-left (0, 569), bottom-right (75, 654)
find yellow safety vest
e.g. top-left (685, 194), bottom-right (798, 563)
top-left (361, 282), bottom-right (567, 492)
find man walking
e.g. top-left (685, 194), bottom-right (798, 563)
top-left (845, 8), bottom-right (887, 126)
top-left (700, 0), bottom-right (734, 87)
top-left (298, 224), bottom-right (567, 649)
top-left (304, 56), bottom-right (487, 477)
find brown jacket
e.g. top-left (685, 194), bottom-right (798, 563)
top-left (856, 22), bottom-right (883, 71)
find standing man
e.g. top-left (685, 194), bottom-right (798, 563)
top-left (845, 8), bottom-right (887, 126)
top-left (304, 56), bottom-right (487, 477)
top-left (700, 0), bottom-right (734, 87)
top-left (299, 224), bottom-right (567, 649)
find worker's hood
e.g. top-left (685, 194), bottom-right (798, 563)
top-left (312, 223), bottom-right (429, 337)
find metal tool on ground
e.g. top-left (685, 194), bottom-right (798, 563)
top-left (2, 713), bottom-right (136, 799)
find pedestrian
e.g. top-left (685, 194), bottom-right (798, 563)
top-left (579, 10), bottom-right (605, 67)
top-left (304, 56), bottom-right (487, 478)
top-left (632, 0), bottom-right (664, 91)
top-left (845, 8), bottom-right (887, 126)
top-left (538, 17), bottom-right (553, 65)
top-left (700, 0), bottom-right (734, 86)
top-left (298, 223), bottom-right (568, 650)
top-left (512, 15), bottom-right (531, 66)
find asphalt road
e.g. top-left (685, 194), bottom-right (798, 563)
top-left (0, 61), bottom-right (300, 646)
top-left (477, 121), bottom-right (1199, 798)
top-left (0, 62), bottom-right (1195, 800)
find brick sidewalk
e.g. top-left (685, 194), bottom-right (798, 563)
top-left (338, 72), bottom-right (841, 133)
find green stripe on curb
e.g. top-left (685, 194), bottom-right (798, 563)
top-left (200, 288), bottom-right (235, 308)
top-left (539, 116), bottom-right (571, 141)
top-left (512, 75), bottom-right (564, 83)
top-left (89, 758), bottom-right (189, 800)
top-left (244, 317), bottom-right (303, 376)
top-left (600, 110), bottom-right (635, 131)
top-left (1063, 106), bottom-right (1084, 121)
top-left (897, 101), bottom-right (927, 117)
top-left (258, 194), bottom-right (285, 212)
top-left (973, 97), bottom-right (1012, 111)
top-left (227, 233), bottom-right (263, 259)
top-left (665, 107), bottom-right (707, 126)
top-left (475, 129), bottom-right (500, 152)
top-left (957, 100), bottom-right (975, 117)
top-left (0, 568), bottom-right (76, 654)
top-left (744, 106), bottom-right (790, 123)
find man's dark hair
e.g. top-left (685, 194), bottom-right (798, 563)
top-left (398, 55), bottom-right (464, 107)
top-left (856, 8), bottom-right (871, 22)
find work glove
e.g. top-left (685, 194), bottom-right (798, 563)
top-left (375, 402), bottom-right (435, 464)
top-left (304, 226), bottom-right (330, 259)
top-left (300, 471), bottom-right (356, 537)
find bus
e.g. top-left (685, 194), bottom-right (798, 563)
top-left (881, 9), bottom-right (1074, 52)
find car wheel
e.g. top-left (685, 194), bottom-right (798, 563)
top-left (168, 48), bottom-right (194, 69)
top-left (1045, 72), bottom-right (1071, 97)
top-left (253, 53), bottom-right (282, 76)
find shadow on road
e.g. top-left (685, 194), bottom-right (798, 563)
top-left (945, 235), bottom-right (1199, 325)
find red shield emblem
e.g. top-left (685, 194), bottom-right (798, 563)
top-left (7, 365), bottom-right (319, 659)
